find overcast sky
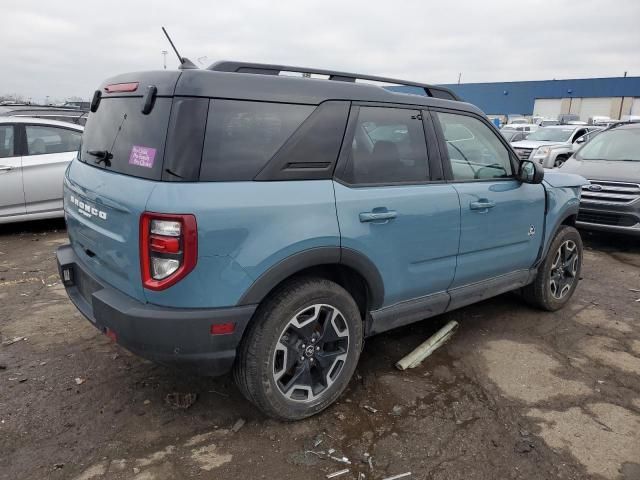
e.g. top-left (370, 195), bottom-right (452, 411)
top-left (1, 0), bottom-right (639, 102)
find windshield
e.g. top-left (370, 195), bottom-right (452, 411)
top-left (526, 127), bottom-right (574, 142)
top-left (577, 128), bottom-right (640, 161)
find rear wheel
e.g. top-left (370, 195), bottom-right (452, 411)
top-left (234, 277), bottom-right (363, 420)
top-left (522, 225), bottom-right (583, 311)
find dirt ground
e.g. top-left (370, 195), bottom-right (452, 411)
top-left (1, 219), bottom-right (639, 480)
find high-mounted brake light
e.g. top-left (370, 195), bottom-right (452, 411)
top-left (104, 82), bottom-right (139, 93)
top-left (140, 212), bottom-right (197, 290)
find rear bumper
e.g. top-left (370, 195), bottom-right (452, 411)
top-left (56, 244), bottom-right (256, 376)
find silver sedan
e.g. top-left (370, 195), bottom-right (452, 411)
top-left (0, 117), bottom-right (83, 224)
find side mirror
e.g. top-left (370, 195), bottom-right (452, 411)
top-left (574, 135), bottom-right (587, 145)
top-left (518, 160), bottom-right (544, 184)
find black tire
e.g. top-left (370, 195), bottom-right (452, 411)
top-left (522, 225), bottom-right (583, 311)
top-left (233, 277), bottom-right (363, 420)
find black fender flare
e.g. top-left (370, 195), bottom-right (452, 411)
top-left (236, 247), bottom-right (385, 310)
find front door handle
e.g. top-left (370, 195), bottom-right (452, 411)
top-left (469, 200), bottom-right (496, 210)
top-left (359, 210), bottom-right (397, 223)
top-left (0, 165), bottom-right (12, 171)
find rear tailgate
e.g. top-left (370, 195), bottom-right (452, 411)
top-left (64, 71), bottom-right (180, 302)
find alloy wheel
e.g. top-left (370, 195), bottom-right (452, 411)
top-left (549, 240), bottom-right (579, 299)
top-left (272, 304), bottom-right (350, 402)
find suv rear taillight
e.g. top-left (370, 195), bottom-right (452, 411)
top-left (140, 212), bottom-right (197, 290)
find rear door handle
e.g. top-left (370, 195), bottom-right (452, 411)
top-left (469, 200), bottom-right (496, 210)
top-left (359, 210), bottom-right (397, 223)
top-left (0, 165), bottom-right (12, 171)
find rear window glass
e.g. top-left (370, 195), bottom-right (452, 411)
top-left (79, 97), bottom-right (172, 180)
top-left (200, 100), bottom-right (314, 181)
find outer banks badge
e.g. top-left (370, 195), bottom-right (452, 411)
top-left (129, 145), bottom-right (156, 168)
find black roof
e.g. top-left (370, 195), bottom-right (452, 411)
top-left (99, 64), bottom-right (483, 115)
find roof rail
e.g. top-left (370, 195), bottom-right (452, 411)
top-left (208, 61), bottom-right (460, 101)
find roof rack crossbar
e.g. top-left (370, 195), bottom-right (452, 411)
top-left (208, 61), bottom-right (460, 101)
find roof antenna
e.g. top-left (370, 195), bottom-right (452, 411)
top-left (161, 27), bottom-right (198, 70)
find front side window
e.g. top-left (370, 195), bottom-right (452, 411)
top-left (436, 112), bottom-right (513, 181)
top-left (342, 106), bottom-right (429, 184)
top-left (25, 125), bottom-right (81, 156)
top-left (0, 125), bottom-right (14, 158)
top-left (200, 100), bottom-right (314, 181)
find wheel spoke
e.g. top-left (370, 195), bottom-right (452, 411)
top-left (315, 349), bottom-right (344, 371)
top-left (319, 309), bottom-right (344, 343)
top-left (281, 362), bottom-right (312, 394)
top-left (290, 305), bottom-right (321, 342)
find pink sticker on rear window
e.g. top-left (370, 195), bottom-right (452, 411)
top-left (129, 145), bottom-right (156, 168)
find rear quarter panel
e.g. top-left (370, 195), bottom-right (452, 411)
top-left (144, 180), bottom-right (340, 308)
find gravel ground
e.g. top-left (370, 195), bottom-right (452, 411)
top-left (1, 219), bottom-right (639, 480)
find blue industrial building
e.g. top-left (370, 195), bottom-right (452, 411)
top-left (390, 76), bottom-right (640, 122)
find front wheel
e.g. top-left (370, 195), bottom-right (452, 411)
top-left (234, 277), bottom-right (363, 420)
top-left (522, 225), bottom-right (583, 311)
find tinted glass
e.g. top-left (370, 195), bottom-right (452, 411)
top-left (343, 107), bottom-right (429, 184)
top-left (25, 125), bottom-right (81, 155)
top-left (577, 127), bottom-right (640, 161)
top-left (162, 97), bottom-right (209, 182)
top-left (200, 100), bottom-right (314, 181)
top-left (80, 97), bottom-right (172, 180)
top-left (436, 112), bottom-right (513, 180)
top-left (0, 125), bottom-right (14, 158)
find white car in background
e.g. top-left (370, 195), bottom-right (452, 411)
top-left (0, 117), bottom-right (82, 224)
top-left (510, 125), bottom-right (601, 168)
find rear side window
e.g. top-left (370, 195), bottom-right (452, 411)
top-left (0, 125), bottom-right (14, 158)
top-left (200, 100), bottom-right (314, 181)
top-left (25, 125), bottom-right (81, 155)
top-left (342, 106), bottom-right (429, 184)
top-left (80, 97), bottom-right (172, 180)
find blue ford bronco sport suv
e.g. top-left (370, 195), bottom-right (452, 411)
top-left (57, 61), bottom-right (588, 420)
